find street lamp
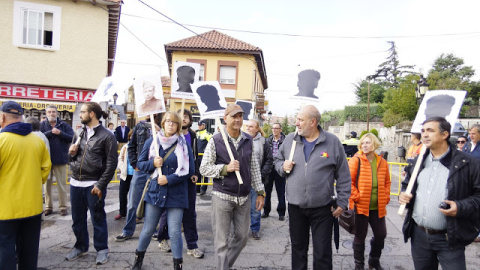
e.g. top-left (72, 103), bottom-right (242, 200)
top-left (267, 111), bottom-right (272, 123)
top-left (113, 92), bottom-right (118, 105)
top-left (416, 75), bottom-right (429, 104)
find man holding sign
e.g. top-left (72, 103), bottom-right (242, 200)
top-left (399, 117), bottom-right (480, 270)
top-left (274, 105), bottom-right (351, 270)
top-left (199, 104), bottom-right (265, 270)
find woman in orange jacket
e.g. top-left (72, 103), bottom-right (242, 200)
top-left (348, 133), bottom-right (391, 270)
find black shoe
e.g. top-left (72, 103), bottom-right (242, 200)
top-left (115, 234), bottom-right (132, 242)
top-left (199, 189), bottom-right (206, 196)
top-left (279, 216), bottom-right (285, 221)
top-left (252, 231), bottom-right (261, 240)
top-left (261, 213), bottom-right (269, 218)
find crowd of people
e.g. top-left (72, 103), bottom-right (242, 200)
top-left (1, 100), bottom-right (480, 270)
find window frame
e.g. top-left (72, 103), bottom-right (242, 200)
top-left (186, 59), bottom-right (207, 81)
top-left (217, 60), bottom-right (239, 90)
top-left (13, 1), bottom-right (61, 51)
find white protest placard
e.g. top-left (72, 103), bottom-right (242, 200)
top-left (171, 61), bottom-right (200, 100)
top-left (91, 76), bottom-right (132, 103)
top-left (290, 69), bottom-right (321, 102)
top-left (235, 100), bottom-right (255, 120)
top-left (133, 74), bottom-right (166, 118)
top-left (411, 90), bottom-right (466, 133)
top-left (192, 81), bottom-right (227, 120)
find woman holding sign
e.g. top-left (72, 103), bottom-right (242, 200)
top-left (348, 133), bottom-right (391, 270)
top-left (131, 112), bottom-right (195, 270)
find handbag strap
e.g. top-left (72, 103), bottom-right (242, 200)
top-left (162, 142), bottom-right (177, 161)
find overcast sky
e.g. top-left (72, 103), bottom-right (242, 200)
top-left (112, 0), bottom-right (480, 116)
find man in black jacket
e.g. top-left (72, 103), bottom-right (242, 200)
top-left (41, 105), bottom-right (74, 216)
top-left (66, 102), bottom-right (117, 265)
top-left (400, 117), bottom-right (480, 270)
top-left (263, 122), bottom-right (286, 220)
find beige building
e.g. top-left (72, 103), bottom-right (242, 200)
top-left (0, 0), bottom-right (121, 126)
top-left (163, 30), bottom-right (268, 129)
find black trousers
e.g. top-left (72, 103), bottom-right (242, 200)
top-left (264, 170), bottom-right (286, 217)
top-left (119, 174), bottom-right (133, 216)
top-left (288, 203), bottom-right (334, 270)
top-left (353, 210), bottom-right (386, 245)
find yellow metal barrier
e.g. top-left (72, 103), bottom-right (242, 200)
top-left (56, 155), bottom-right (406, 192)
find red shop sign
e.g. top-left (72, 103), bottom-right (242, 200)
top-left (0, 84), bottom-right (95, 102)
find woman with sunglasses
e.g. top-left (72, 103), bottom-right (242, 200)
top-left (456, 135), bottom-right (468, 151)
top-left (131, 112), bottom-right (195, 270)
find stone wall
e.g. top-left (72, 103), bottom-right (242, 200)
top-left (328, 121), bottom-right (413, 163)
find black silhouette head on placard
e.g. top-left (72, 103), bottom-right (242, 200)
top-left (236, 102), bottom-right (253, 120)
top-left (425, 94), bottom-right (455, 119)
top-left (294, 69), bottom-right (321, 99)
top-left (197, 84), bottom-right (225, 112)
top-left (176, 65), bottom-right (196, 93)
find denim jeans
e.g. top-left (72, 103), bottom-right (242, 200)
top-left (123, 171), bottom-right (149, 236)
top-left (70, 185), bottom-right (108, 252)
top-left (0, 214), bottom-right (42, 270)
top-left (288, 203), bottom-right (333, 270)
top-left (212, 195), bottom-right (251, 270)
top-left (411, 225), bottom-right (466, 270)
top-left (137, 203), bottom-right (184, 259)
top-left (250, 188), bottom-right (261, 232)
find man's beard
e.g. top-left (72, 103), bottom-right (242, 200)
top-left (80, 115), bottom-right (91, 125)
top-left (182, 125), bottom-right (188, 130)
top-left (47, 116), bottom-right (56, 122)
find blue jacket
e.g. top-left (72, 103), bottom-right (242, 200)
top-left (115, 125), bottom-right (130, 143)
top-left (137, 137), bottom-right (195, 209)
top-left (40, 118), bottom-right (74, 165)
top-left (463, 141), bottom-right (480, 160)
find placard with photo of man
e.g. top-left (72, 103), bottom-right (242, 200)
top-left (192, 81), bottom-right (227, 119)
top-left (171, 61), bottom-right (200, 99)
top-left (290, 69), bottom-right (321, 102)
top-left (133, 74), bottom-right (166, 117)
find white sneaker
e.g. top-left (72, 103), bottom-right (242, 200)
top-left (158, 240), bottom-right (171, 253)
top-left (187, 248), bottom-right (204, 258)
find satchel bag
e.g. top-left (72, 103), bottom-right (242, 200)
top-left (339, 157), bottom-right (361, 234)
top-left (136, 143), bottom-right (177, 218)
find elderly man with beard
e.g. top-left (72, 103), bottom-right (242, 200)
top-left (41, 105), bottom-right (74, 216)
top-left (66, 102), bottom-right (117, 265)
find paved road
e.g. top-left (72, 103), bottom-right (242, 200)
top-left (38, 181), bottom-right (480, 269)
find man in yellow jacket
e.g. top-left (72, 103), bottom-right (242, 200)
top-left (0, 101), bottom-right (51, 270)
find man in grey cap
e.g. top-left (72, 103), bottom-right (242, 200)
top-left (200, 104), bottom-right (265, 270)
top-left (0, 101), bottom-right (51, 269)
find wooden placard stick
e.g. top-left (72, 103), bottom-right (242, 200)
top-left (150, 114), bottom-right (163, 176)
top-left (398, 144), bottom-right (426, 215)
top-left (286, 131), bottom-right (297, 174)
top-left (217, 116), bottom-right (243, 185)
top-left (180, 98), bottom-right (185, 115)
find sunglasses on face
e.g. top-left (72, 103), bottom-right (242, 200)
top-left (457, 141), bottom-right (466, 144)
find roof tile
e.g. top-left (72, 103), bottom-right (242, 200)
top-left (165, 30), bottom-right (261, 52)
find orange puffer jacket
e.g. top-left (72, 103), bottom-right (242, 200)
top-left (348, 152), bottom-right (391, 218)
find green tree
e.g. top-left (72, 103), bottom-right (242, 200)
top-left (427, 53), bottom-right (475, 90)
top-left (382, 75), bottom-right (419, 127)
top-left (281, 115), bottom-right (295, 135)
top-left (354, 80), bottom-right (386, 103)
top-left (370, 41), bottom-right (415, 88)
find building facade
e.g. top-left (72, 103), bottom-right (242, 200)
top-left (164, 30), bottom-right (268, 129)
top-left (0, 0), bottom-right (121, 127)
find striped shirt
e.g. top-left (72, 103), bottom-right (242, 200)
top-left (412, 148), bottom-right (450, 230)
top-left (200, 129), bottom-right (264, 205)
top-left (271, 137), bottom-right (281, 157)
